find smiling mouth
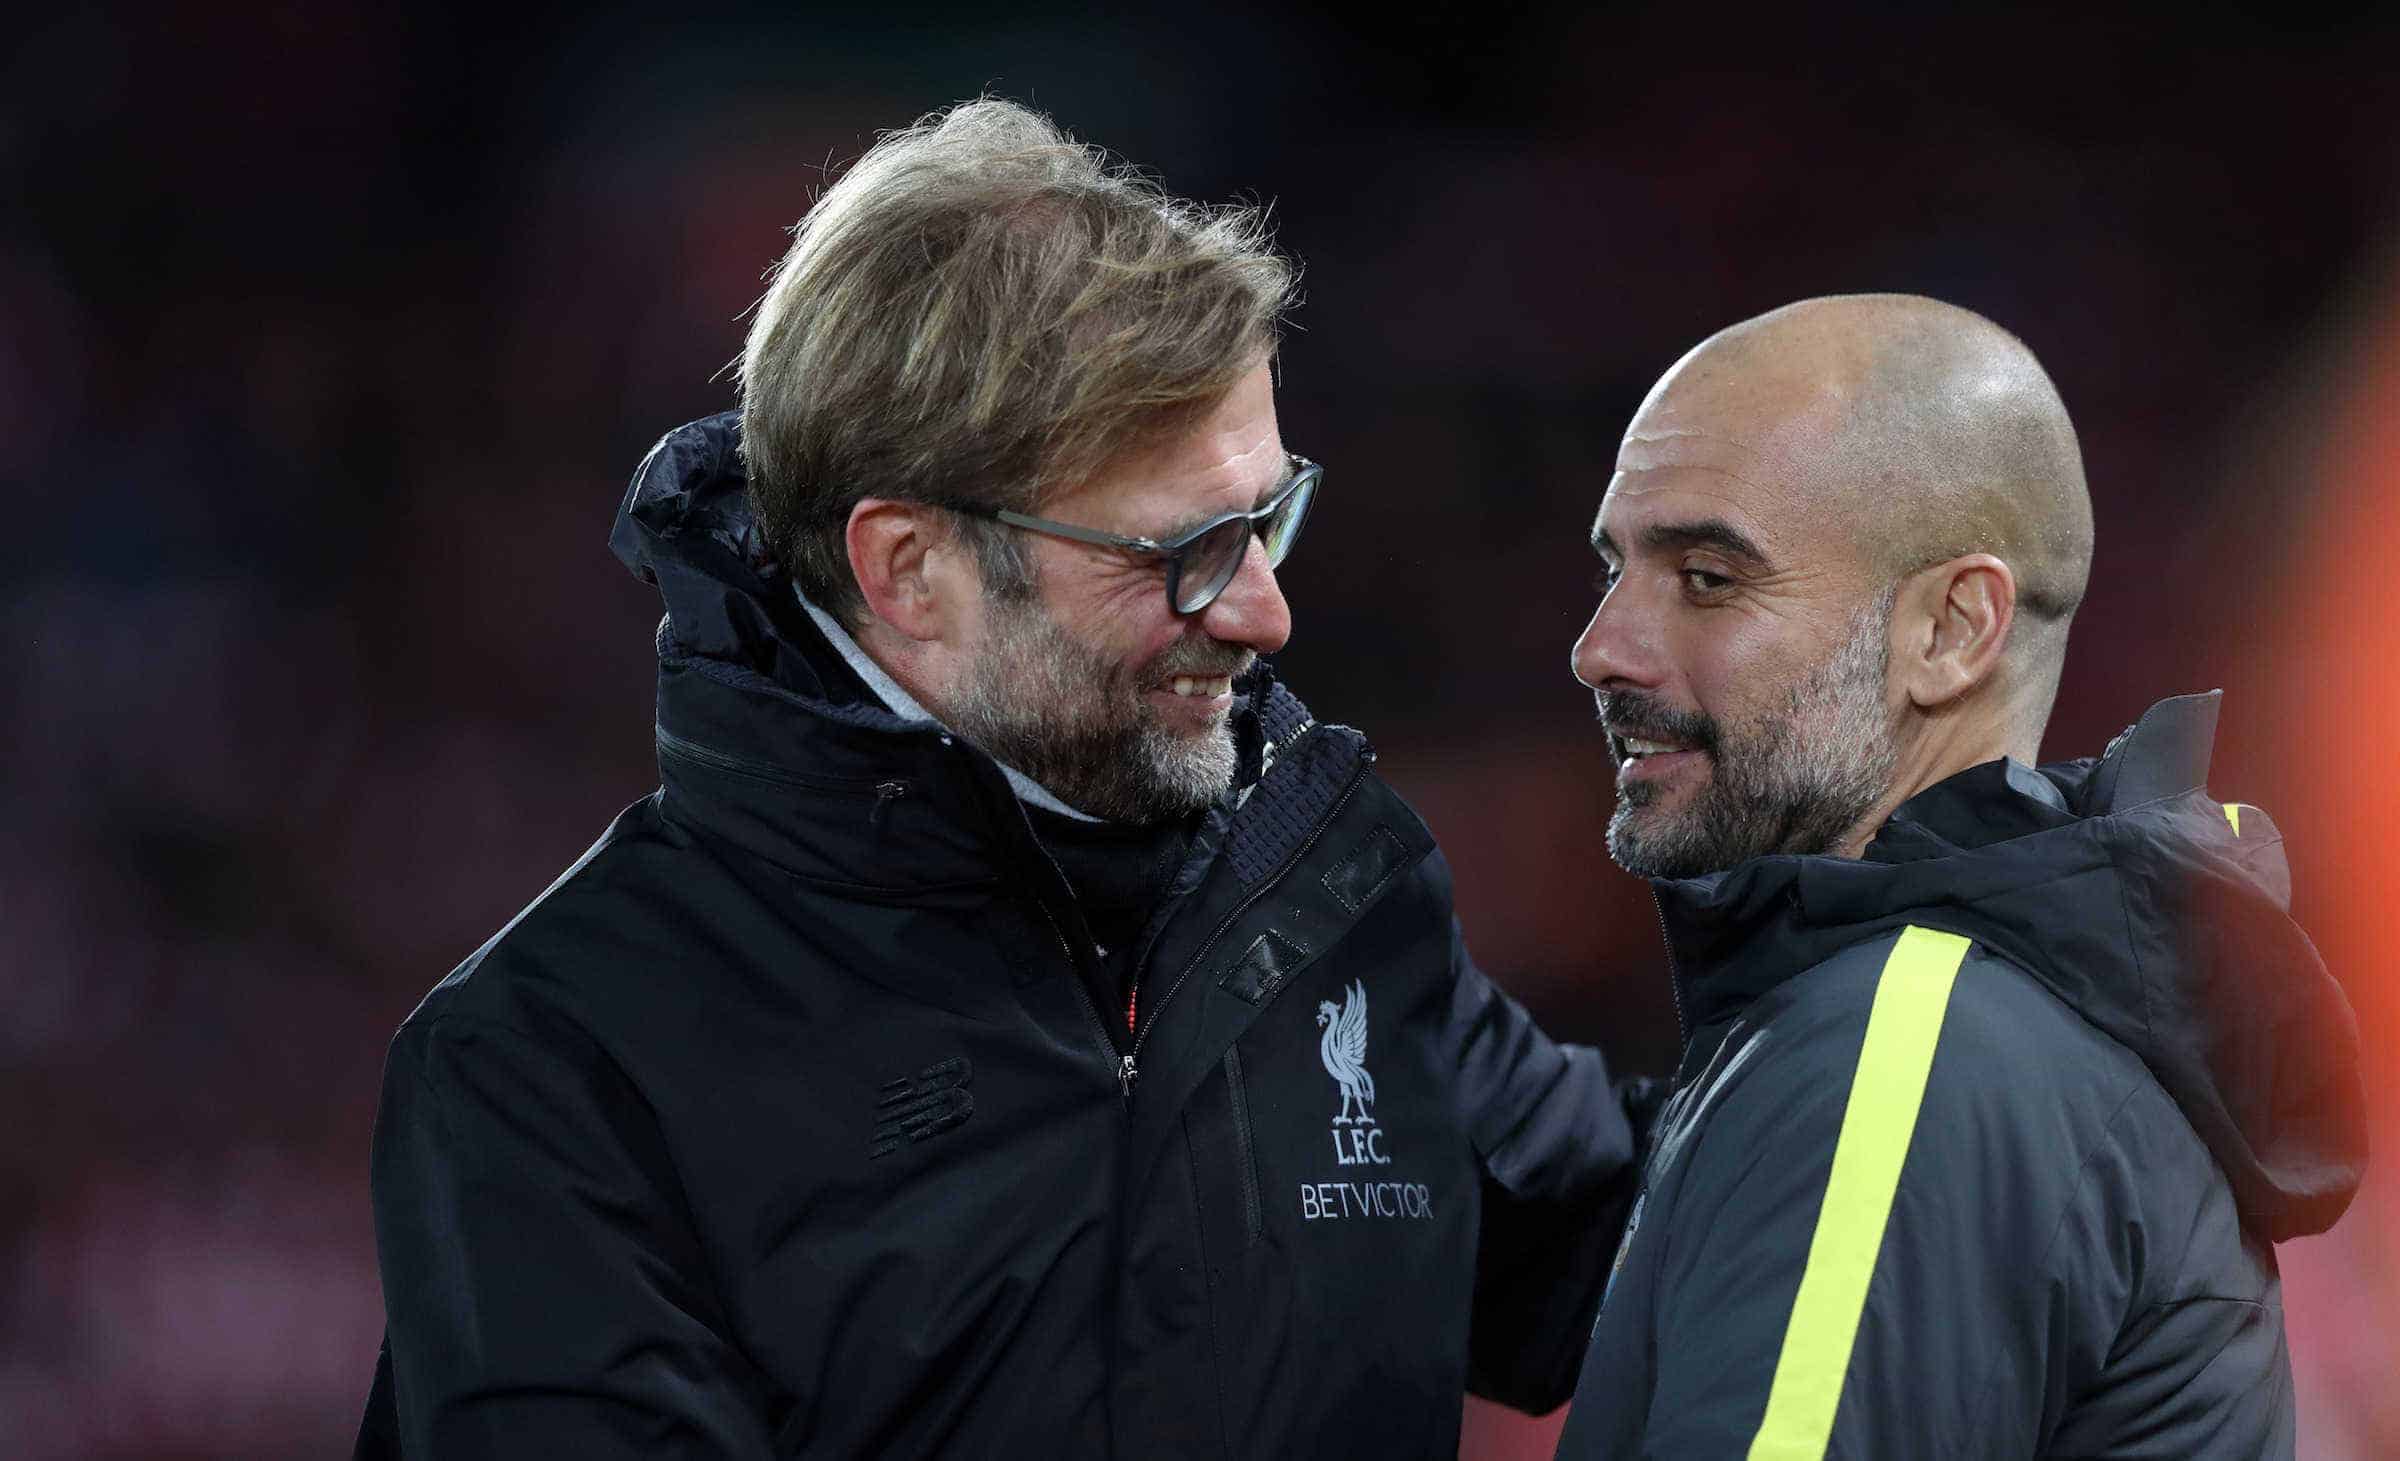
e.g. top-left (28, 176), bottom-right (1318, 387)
top-left (1621, 736), bottom-right (1687, 757)
top-left (1163, 674), bottom-right (1235, 699)
top-left (1607, 729), bottom-right (1703, 775)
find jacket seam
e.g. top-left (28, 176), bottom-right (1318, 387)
top-left (2131, 1294), bottom-right (2272, 1317)
top-left (1960, 1071), bottom-right (2149, 1450)
top-left (2115, 1293), bottom-right (2277, 1436)
top-left (1183, 1112), bottom-right (1237, 1459)
top-left (2166, 1135), bottom-right (2218, 1296)
top-left (2104, 822), bottom-right (2159, 1050)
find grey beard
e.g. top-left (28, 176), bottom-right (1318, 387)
top-left (944, 591), bottom-right (1245, 825)
top-left (1606, 596), bottom-right (1899, 879)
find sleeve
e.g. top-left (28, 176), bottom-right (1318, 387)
top-left (370, 1012), bottom-right (778, 1459)
top-left (1443, 907), bottom-right (1646, 1413)
top-left (1639, 935), bottom-right (2134, 1459)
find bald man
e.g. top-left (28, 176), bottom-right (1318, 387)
top-left (1554, 295), bottom-right (2366, 1459)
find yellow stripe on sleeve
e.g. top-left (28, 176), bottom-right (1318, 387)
top-left (2223, 803), bottom-right (2242, 836)
top-left (1746, 925), bottom-right (1972, 1460)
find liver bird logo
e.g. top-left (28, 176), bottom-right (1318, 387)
top-left (1316, 980), bottom-right (1376, 1125)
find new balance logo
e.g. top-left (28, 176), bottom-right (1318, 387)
top-left (871, 1056), bottom-right (974, 1159)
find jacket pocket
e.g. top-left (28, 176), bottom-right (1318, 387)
top-left (1223, 1047), bottom-right (1264, 1243)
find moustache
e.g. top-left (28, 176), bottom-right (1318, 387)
top-left (1594, 689), bottom-right (1719, 756)
top-left (1146, 638), bottom-right (1256, 684)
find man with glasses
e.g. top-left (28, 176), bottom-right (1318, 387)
top-left (358, 99), bottom-right (1649, 1459)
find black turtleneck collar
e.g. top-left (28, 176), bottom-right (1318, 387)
top-left (1028, 803), bottom-right (1199, 997)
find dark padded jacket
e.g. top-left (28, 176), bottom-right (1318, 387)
top-left (356, 413), bottom-right (1641, 1460)
top-left (1557, 692), bottom-right (2369, 1459)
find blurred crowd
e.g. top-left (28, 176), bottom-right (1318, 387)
top-left (3, 4), bottom-right (2394, 1456)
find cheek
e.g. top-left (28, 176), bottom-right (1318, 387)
top-left (1120, 615), bottom-right (1190, 677)
top-left (1667, 618), bottom-right (1803, 724)
top-left (1660, 620), bottom-right (1740, 712)
top-left (1043, 572), bottom-right (1179, 670)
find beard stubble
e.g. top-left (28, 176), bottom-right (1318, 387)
top-left (1603, 595), bottom-right (1900, 879)
top-left (944, 589), bottom-right (1251, 825)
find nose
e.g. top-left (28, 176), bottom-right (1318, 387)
top-left (1197, 534), bottom-right (1293, 654)
top-left (1570, 585), bottom-right (1664, 693)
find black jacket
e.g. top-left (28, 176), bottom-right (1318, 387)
top-left (358, 413), bottom-right (1640, 1459)
top-left (1557, 692), bottom-right (2369, 1459)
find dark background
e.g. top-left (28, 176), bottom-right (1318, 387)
top-left (5, 3), bottom-right (2396, 1456)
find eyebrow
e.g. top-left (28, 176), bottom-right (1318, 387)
top-left (1591, 517), bottom-right (1774, 571)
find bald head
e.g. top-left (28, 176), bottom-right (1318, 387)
top-left (1632, 301), bottom-right (2102, 748)
top-left (1639, 293), bottom-right (2093, 643)
top-left (1576, 296), bottom-right (2100, 869)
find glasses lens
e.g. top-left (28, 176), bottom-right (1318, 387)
top-left (1258, 466), bottom-right (1318, 568)
top-left (1175, 518), bottom-right (1251, 614)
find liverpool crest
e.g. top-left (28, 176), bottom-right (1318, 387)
top-left (1316, 980), bottom-right (1388, 1164)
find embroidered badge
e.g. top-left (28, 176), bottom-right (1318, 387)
top-left (1317, 980), bottom-right (1388, 1166)
top-left (870, 1056), bottom-right (974, 1159)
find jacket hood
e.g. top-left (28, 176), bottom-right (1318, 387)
top-left (609, 411), bottom-right (912, 727)
top-left (1658, 692), bottom-right (2368, 1241)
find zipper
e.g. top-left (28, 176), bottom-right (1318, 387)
top-left (655, 724), bottom-right (912, 799)
top-left (1120, 757), bottom-right (1373, 1094)
top-left (1652, 889), bottom-right (1688, 1047)
top-left (1223, 1046), bottom-right (1264, 1241)
top-left (972, 750), bottom-right (1129, 1096)
top-left (1118, 988), bottom-right (1138, 1098)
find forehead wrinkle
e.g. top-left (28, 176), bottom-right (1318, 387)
top-left (1152, 453), bottom-right (1298, 542)
top-left (1217, 431), bottom-right (1283, 487)
top-left (1621, 426), bottom-right (1766, 456)
top-left (1604, 463), bottom-right (1803, 543)
top-left (1616, 460), bottom-right (1785, 500)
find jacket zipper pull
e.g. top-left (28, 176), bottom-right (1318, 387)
top-left (1118, 1054), bottom-right (1138, 1102)
top-left (870, 780), bottom-right (907, 828)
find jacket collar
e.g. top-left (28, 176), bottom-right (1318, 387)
top-left (1651, 692), bottom-right (2367, 1241)
top-left (1653, 696), bottom-right (2225, 1030)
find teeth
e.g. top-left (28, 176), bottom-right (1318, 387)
top-left (1169, 675), bottom-right (1232, 698)
top-left (1624, 738), bottom-right (1683, 756)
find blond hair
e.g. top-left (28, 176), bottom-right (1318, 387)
top-left (738, 98), bottom-right (1296, 622)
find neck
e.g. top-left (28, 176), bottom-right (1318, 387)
top-left (848, 616), bottom-right (948, 719)
top-left (1831, 706), bottom-right (2032, 858)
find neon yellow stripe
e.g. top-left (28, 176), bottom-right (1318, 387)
top-left (2223, 803), bottom-right (2242, 836)
top-left (1746, 925), bottom-right (1970, 1460)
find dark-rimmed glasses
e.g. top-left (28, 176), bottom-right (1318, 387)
top-left (957, 454), bottom-right (1321, 615)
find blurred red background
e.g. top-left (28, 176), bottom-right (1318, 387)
top-left (2, 4), bottom-right (2392, 1455)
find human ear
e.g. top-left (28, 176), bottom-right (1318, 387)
top-left (1893, 553), bottom-right (2016, 710)
top-left (846, 499), bottom-right (962, 643)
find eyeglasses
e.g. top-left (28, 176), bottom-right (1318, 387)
top-left (957, 454), bottom-right (1321, 616)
